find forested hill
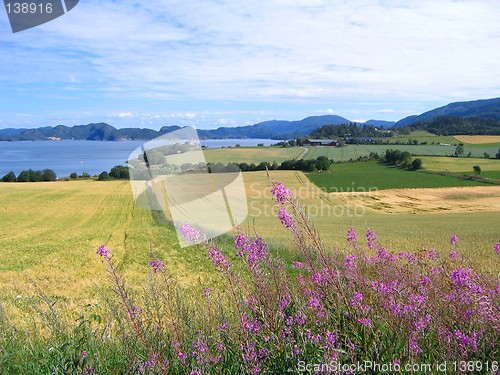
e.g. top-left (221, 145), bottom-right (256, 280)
top-left (403, 116), bottom-right (500, 135)
top-left (309, 123), bottom-right (388, 139)
top-left (395, 97), bottom-right (500, 127)
top-left (0, 123), bottom-right (183, 141)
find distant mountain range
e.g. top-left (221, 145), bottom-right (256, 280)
top-left (395, 97), bottom-right (500, 127)
top-left (1, 97), bottom-right (499, 141)
top-left (0, 115), bottom-right (357, 141)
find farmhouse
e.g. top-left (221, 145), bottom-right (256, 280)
top-left (303, 139), bottom-right (339, 146)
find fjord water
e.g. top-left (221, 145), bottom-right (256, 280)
top-left (0, 139), bottom-right (278, 178)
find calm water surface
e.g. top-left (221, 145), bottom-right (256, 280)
top-left (0, 139), bottom-right (279, 177)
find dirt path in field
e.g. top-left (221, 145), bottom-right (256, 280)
top-left (333, 186), bottom-right (500, 214)
top-left (295, 147), bottom-right (309, 160)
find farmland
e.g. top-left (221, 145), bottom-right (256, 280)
top-left (203, 146), bottom-right (303, 164)
top-left (306, 160), bottom-right (492, 192)
top-left (419, 156), bottom-right (500, 172)
top-left (0, 169), bottom-right (499, 304)
top-left (376, 130), bottom-right (459, 145)
top-left (1, 164), bottom-right (499, 372)
top-left (303, 143), bottom-right (498, 160)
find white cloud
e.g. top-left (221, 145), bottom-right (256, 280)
top-left (0, 0), bottom-right (499, 127)
top-left (117, 112), bottom-right (134, 118)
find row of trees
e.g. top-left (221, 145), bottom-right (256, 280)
top-left (233, 156), bottom-right (331, 173)
top-left (1, 169), bottom-right (57, 182)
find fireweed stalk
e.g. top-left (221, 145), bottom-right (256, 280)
top-left (96, 181), bottom-right (499, 373)
top-left (96, 246), bottom-right (170, 373)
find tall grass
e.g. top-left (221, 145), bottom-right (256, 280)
top-left (0, 177), bottom-right (498, 373)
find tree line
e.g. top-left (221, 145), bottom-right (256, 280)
top-left (1, 169), bottom-right (57, 182)
top-left (208, 156), bottom-right (332, 173)
top-left (403, 116), bottom-right (500, 136)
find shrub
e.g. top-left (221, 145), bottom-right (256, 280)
top-left (98, 171), bottom-right (110, 181)
top-left (411, 158), bottom-right (423, 170)
top-left (109, 165), bottom-right (129, 179)
top-left (69, 172), bottom-right (78, 179)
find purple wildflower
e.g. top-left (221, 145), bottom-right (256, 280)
top-left (358, 318), bottom-right (372, 327)
top-left (257, 348), bottom-right (269, 358)
top-left (455, 330), bottom-right (478, 351)
top-left (96, 245), bottom-right (110, 258)
top-left (178, 223), bottom-right (205, 243)
top-left (450, 268), bottom-right (473, 287)
top-left (278, 206), bottom-right (295, 229)
top-left (450, 250), bottom-right (458, 259)
top-left (424, 249), bottom-right (438, 259)
top-left (202, 288), bottom-right (211, 298)
top-left (177, 351), bottom-right (186, 360)
top-left (495, 242), bottom-right (500, 255)
top-left (325, 331), bottom-right (337, 348)
top-left (307, 297), bottom-right (321, 309)
top-left (311, 272), bottom-right (326, 284)
top-left (366, 228), bottom-right (377, 250)
top-left (347, 227), bottom-right (358, 243)
top-left (208, 246), bottom-right (231, 271)
top-left (279, 294), bottom-right (291, 311)
top-left (420, 275), bottom-right (431, 285)
top-left (344, 254), bottom-right (358, 270)
top-left (295, 311), bottom-right (307, 325)
top-left (450, 234), bottom-right (459, 246)
top-left (294, 261), bottom-right (304, 268)
top-left (193, 340), bottom-right (208, 354)
top-left (245, 295), bottom-right (259, 311)
top-left (271, 182), bottom-right (291, 203)
top-left (149, 259), bottom-right (164, 273)
top-left (409, 335), bottom-right (422, 354)
top-left (247, 237), bottom-right (268, 264)
top-left (81, 351), bottom-right (87, 358)
top-left (351, 291), bottom-right (364, 307)
top-left (234, 233), bottom-right (246, 250)
top-left (413, 314), bottom-right (431, 332)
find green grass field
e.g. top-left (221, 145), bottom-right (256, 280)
top-left (303, 144), bottom-right (498, 160)
top-left (375, 130), bottom-right (459, 145)
top-left (203, 146), bottom-right (303, 164)
top-left (306, 161), bottom-right (491, 192)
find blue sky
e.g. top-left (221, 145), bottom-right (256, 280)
top-left (0, 0), bottom-right (499, 130)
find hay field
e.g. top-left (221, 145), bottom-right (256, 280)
top-left (0, 171), bottom-right (498, 305)
top-left (419, 156), bottom-right (500, 172)
top-left (0, 180), bottom-right (214, 302)
top-left (453, 135), bottom-right (500, 144)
